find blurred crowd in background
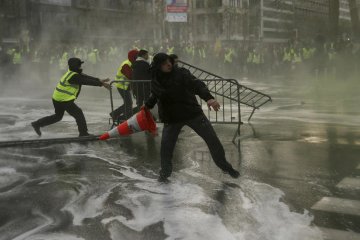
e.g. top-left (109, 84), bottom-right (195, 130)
top-left (1, 36), bottom-right (360, 82)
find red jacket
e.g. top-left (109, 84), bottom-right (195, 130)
top-left (121, 49), bottom-right (138, 79)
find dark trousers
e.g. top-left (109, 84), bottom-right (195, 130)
top-left (160, 114), bottom-right (234, 178)
top-left (133, 83), bottom-right (151, 112)
top-left (112, 88), bottom-right (133, 120)
top-left (35, 99), bottom-right (88, 135)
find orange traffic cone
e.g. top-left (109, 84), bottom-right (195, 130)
top-left (99, 107), bottom-right (157, 140)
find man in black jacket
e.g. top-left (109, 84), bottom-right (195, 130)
top-left (31, 58), bottom-right (110, 137)
top-left (145, 53), bottom-right (240, 182)
top-left (132, 49), bottom-right (151, 112)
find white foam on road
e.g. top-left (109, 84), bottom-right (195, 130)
top-left (102, 169), bottom-right (323, 240)
top-left (64, 190), bottom-right (113, 226)
top-left (11, 211), bottom-right (54, 240)
top-left (0, 167), bottom-right (27, 191)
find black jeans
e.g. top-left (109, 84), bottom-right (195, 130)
top-left (160, 114), bottom-right (234, 178)
top-left (111, 88), bottom-right (133, 120)
top-left (35, 99), bottom-right (88, 135)
top-left (133, 83), bottom-right (151, 110)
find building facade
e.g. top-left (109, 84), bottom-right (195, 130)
top-left (160, 0), bottom-right (250, 43)
top-left (249, 0), bottom-right (353, 43)
top-left (0, 0), bottom-right (156, 47)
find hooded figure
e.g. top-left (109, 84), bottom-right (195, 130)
top-left (110, 49), bottom-right (139, 122)
top-left (145, 53), bottom-right (240, 182)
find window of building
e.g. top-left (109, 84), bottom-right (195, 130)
top-left (243, 0), bottom-right (248, 8)
top-left (230, 0), bottom-right (236, 7)
top-left (208, 0), bottom-right (222, 8)
top-left (238, 0), bottom-right (242, 7)
top-left (196, 0), bottom-right (205, 8)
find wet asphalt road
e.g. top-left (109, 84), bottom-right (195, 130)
top-left (0, 75), bottom-right (359, 239)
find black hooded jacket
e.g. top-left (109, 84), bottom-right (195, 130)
top-left (145, 67), bottom-right (214, 123)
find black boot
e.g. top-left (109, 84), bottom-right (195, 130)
top-left (158, 174), bottom-right (170, 183)
top-left (226, 168), bottom-right (240, 179)
top-left (31, 122), bottom-right (42, 136)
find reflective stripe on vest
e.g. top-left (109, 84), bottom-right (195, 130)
top-left (52, 70), bottom-right (79, 102)
top-left (115, 59), bottom-right (132, 90)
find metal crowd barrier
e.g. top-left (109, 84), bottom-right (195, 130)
top-left (108, 61), bottom-right (272, 145)
top-left (177, 60), bottom-right (272, 121)
top-left (108, 78), bottom-right (243, 143)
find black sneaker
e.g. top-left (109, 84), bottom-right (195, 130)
top-left (227, 168), bottom-right (240, 179)
top-left (31, 122), bottom-right (41, 136)
top-left (109, 112), bottom-right (116, 121)
top-left (158, 175), bottom-right (170, 183)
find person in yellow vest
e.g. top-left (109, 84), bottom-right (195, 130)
top-left (302, 46), bottom-right (312, 61)
top-left (197, 44), bottom-right (206, 63)
top-left (185, 43), bottom-right (195, 61)
top-left (251, 49), bottom-right (262, 76)
top-left (110, 49), bottom-right (139, 122)
top-left (12, 47), bottom-right (22, 65)
top-left (166, 45), bottom-right (175, 55)
top-left (224, 47), bottom-right (234, 64)
top-left (31, 58), bottom-right (110, 137)
top-left (88, 48), bottom-right (99, 65)
top-left (282, 47), bottom-right (292, 71)
top-left (290, 48), bottom-right (302, 70)
top-left (246, 48), bottom-right (254, 75)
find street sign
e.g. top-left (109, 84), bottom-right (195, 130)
top-left (166, 0), bottom-right (188, 22)
top-left (166, 6), bottom-right (188, 13)
top-left (166, 13), bottom-right (187, 22)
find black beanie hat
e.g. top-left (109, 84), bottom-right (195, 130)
top-left (151, 53), bottom-right (170, 70)
top-left (68, 58), bottom-right (84, 70)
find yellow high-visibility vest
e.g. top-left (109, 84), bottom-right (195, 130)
top-left (247, 52), bottom-right (253, 63)
top-left (302, 48), bottom-right (311, 60)
top-left (253, 53), bottom-right (261, 64)
top-left (115, 59), bottom-right (132, 90)
top-left (13, 52), bottom-right (22, 64)
top-left (52, 70), bottom-right (79, 102)
top-left (292, 53), bottom-right (302, 63)
top-left (224, 49), bottom-right (234, 63)
top-left (167, 46), bottom-right (174, 55)
top-left (185, 46), bottom-right (195, 57)
top-left (283, 51), bottom-right (291, 62)
top-left (198, 48), bottom-right (206, 59)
